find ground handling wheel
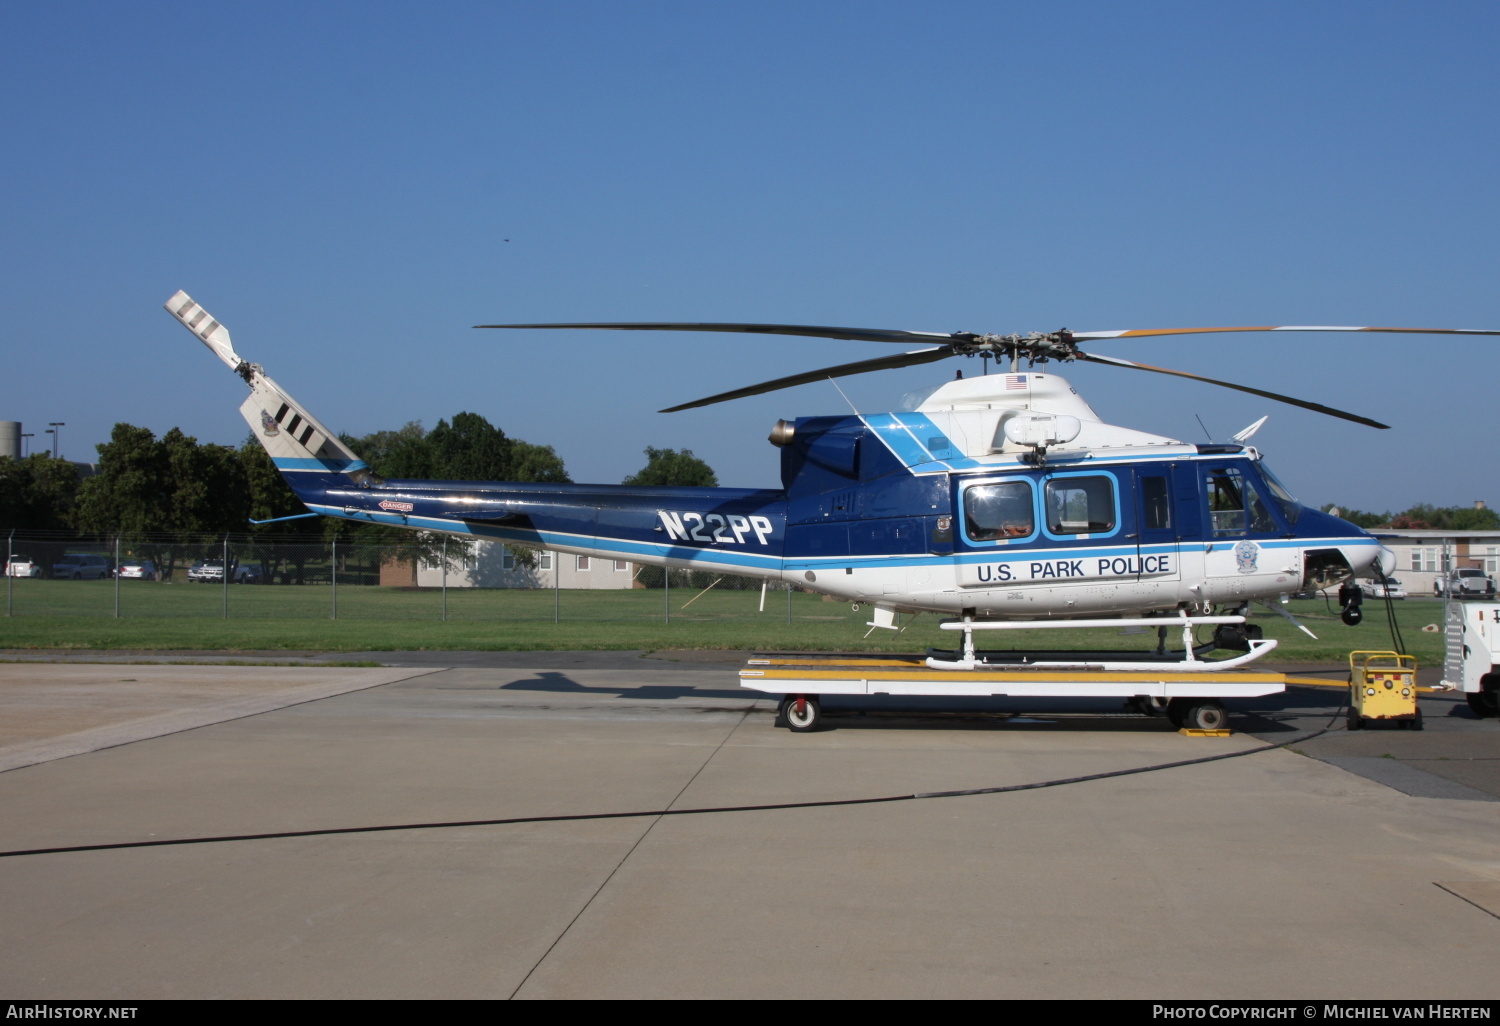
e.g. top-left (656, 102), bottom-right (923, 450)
top-left (781, 695), bottom-right (822, 733)
top-left (1178, 700), bottom-right (1228, 732)
top-left (1347, 708), bottom-right (1363, 731)
top-left (1467, 690), bottom-right (1500, 718)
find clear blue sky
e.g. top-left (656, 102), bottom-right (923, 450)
top-left (2, 1), bottom-right (1496, 513)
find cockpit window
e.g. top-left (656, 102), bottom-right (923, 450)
top-left (1255, 463), bottom-right (1302, 526)
top-left (1207, 466), bottom-right (1281, 536)
top-left (964, 480), bottom-right (1034, 541)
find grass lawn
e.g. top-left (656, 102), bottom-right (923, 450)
top-left (0, 579), bottom-right (1447, 663)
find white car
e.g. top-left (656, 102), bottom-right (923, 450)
top-left (5, 556), bottom-right (43, 578)
top-left (1358, 574), bottom-right (1406, 600)
top-left (116, 561), bottom-right (158, 580)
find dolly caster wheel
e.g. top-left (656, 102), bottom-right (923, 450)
top-left (1179, 701), bottom-right (1227, 731)
top-left (781, 695), bottom-right (821, 733)
top-left (1466, 691), bottom-right (1499, 718)
top-left (1347, 709), bottom-right (1363, 731)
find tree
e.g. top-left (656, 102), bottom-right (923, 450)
top-left (1321, 504), bottom-right (1388, 529)
top-left (509, 439), bottom-right (570, 483)
top-left (72, 424), bottom-right (180, 578)
top-left (349, 421), bottom-right (435, 479)
top-left (0, 454), bottom-right (80, 532)
top-left (428, 412), bottom-right (511, 481)
top-left (621, 447), bottom-right (718, 488)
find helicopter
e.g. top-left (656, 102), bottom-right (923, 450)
top-left (167, 291), bottom-right (1499, 672)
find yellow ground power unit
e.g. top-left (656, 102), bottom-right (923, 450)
top-left (1347, 651), bottom-right (1420, 730)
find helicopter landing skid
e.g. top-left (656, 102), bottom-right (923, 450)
top-left (925, 614), bottom-right (1274, 673)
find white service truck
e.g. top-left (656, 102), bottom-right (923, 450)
top-left (1443, 601), bottom-right (1500, 717)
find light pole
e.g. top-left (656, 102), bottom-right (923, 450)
top-left (46, 423), bottom-right (64, 459)
top-left (20, 433), bottom-right (32, 457)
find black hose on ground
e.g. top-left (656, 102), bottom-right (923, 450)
top-left (0, 727), bottom-right (1329, 860)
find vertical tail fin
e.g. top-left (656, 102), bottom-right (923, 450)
top-left (165, 291), bottom-right (376, 484)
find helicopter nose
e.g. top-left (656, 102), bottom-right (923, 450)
top-left (1375, 546), bottom-right (1397, 577)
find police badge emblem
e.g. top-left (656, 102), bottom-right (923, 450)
top-left (260, 409), bottom-right (279, 436)
top-left (1234, 539), bottom-right (1260, 574)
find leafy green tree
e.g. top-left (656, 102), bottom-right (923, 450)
top-left (428, 412), bottom-right (511, 481)
top-left (510, 439), bottom-right (570, 483)
top-left (1321, 504), bottom-right (1389, 529)
top-left (1447, 506), bottom-right (1500, 530)
top-left (347, 421), bottom-right (435, 479)
top-left (621, 447), bottom-right (718, 488)
top-left (72, 424), bottom-right (179, 577)
top-left (0, 454), bottom-right (80, 531)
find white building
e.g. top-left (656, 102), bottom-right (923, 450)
top-left (1372, 530), bottom-right (1500, 595)
top-left (410, 542), bottom-right (639, 590)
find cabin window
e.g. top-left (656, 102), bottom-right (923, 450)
top-left (964, 480), bottom-right (1035, 542)
top-left (1141, 476), bottom-right (1171, 530)
top-left (1044, 475), bottom-right (1115, 535)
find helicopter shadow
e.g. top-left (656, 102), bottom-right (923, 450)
top-left (499, 671), bottom-right (752, 701)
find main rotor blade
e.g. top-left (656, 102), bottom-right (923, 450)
top-left (475, 321), bottom-right (961, 345)
top-left (660, 346), bottom-right (955, 413)
top-left (1075, 352), bottom-right (1389, 429)
top-left (1071, 325), bottom-right (1500, 341)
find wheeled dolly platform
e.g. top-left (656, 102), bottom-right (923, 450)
top-left (739, 653), bottom-right (1288, 734)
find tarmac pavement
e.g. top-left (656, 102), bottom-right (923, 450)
top-left (0, 654), bottom-right (1497, 999)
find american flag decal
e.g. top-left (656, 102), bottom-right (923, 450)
top-left (1004, 374), bottom-right (1028, 390)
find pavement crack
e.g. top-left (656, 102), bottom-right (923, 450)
top-left (507, 706), bottom-right (752, 999)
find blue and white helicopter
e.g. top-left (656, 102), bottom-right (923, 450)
top-left (168, 291), bottom-right (1496, 677)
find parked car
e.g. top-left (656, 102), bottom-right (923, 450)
top-left (51, 553), bottom-right (114, 580)
top-left (187, 559), bottom-right (260, 583)
top-left (1434, 568), bottom-right (1497, 598)
top-left (5, 555), bottom-right (44, 578)
top-left (1358, 574), bottom-right (1406, 600)
top-left (115, 561), bottom-right (158, 581)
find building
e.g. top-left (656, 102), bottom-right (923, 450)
top-left (1371, 530), bottom-right (1500, 595)
top-left (380, 541), bottom-right (639, 589)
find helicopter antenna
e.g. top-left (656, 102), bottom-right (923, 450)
top-left (1194, 414), bottom-right (1214, 442)
top-left (828, 376), bottom-right (860, 415)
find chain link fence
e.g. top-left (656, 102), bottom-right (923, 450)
top-left (1, 529), bottom-right (823, 624)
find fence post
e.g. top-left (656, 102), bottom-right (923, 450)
top-left (7, 529), bottom-right (13, 617)
top-left (441, 536), bottom-right (448, 622)
top-left (331, 537), bottom-right (338, 620)
top-left (114, 535), bottom-right (121, 619)
top-left (664, 566), bottom-right (670, 624)
top-left (221, 534), bottom-right (229, 619)
top-left (553, 552), bottom-right (559, 624)
top-left (786, 579), bottom-right (792, 624)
